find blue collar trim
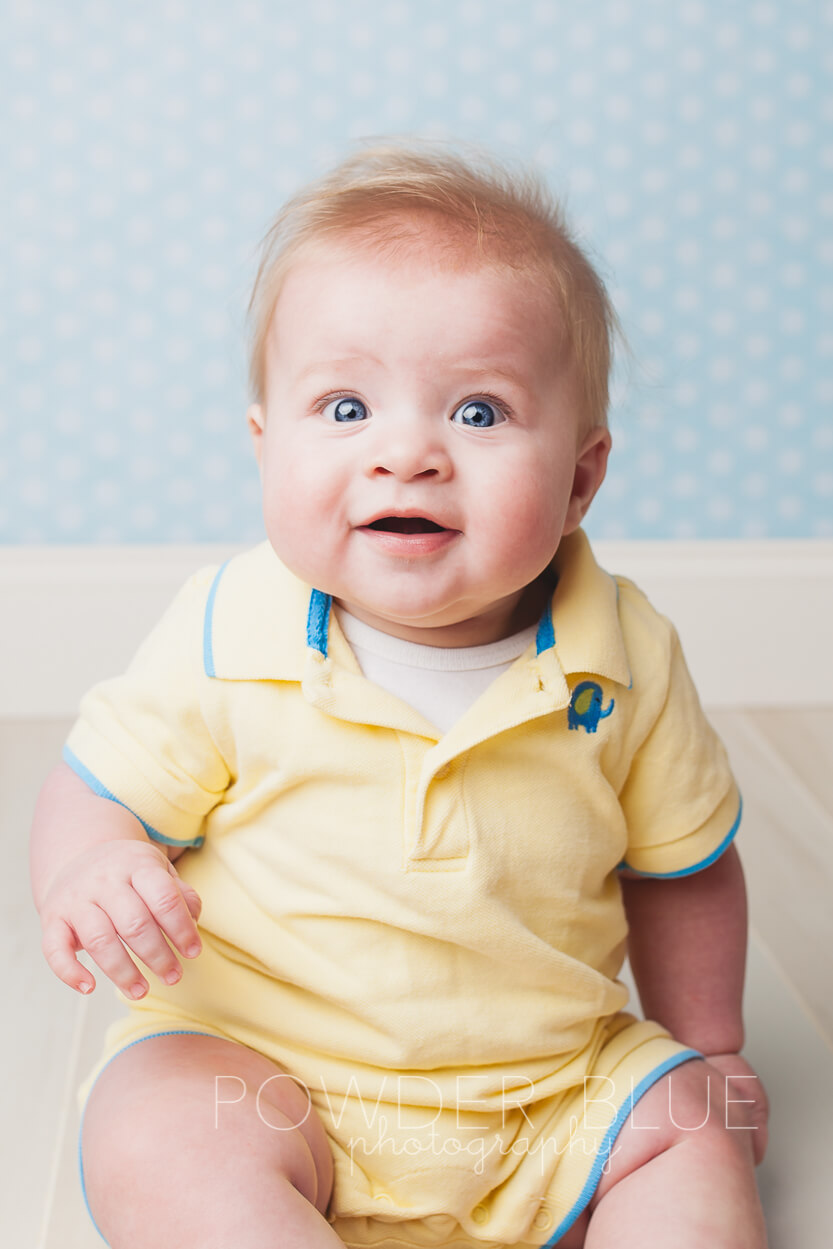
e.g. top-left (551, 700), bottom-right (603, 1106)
top-left (306, 588), bottom-right (332, 656)
top-left (535, 599), bottom-right (555, 655)
top-left (306, 588), bottom-right (556, 659)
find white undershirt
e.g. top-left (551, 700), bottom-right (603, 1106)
top-left (334, 606), bottom-right (538, 733)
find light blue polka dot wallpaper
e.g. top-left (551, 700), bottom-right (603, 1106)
top-left (1, 0), bottom-right (831, 543)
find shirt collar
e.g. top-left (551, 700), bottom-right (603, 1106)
top-left (204, 529), bottom-right (632, 689)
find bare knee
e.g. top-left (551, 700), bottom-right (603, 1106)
top-left (591, 1059), bottom-right (754, 1209)
top-left (81, 1034), bottom-right (334, 1240)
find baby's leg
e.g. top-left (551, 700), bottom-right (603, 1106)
top-left (583, 1058), bottom-right (767, 1248)
top-left (81, 1032), bottom-right (344, 1248)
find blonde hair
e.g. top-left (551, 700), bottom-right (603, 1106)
top-left (247, 138), bottom-right (619, 429)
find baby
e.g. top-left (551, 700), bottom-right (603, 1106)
top-left (30, 141), bottom-right (769, 1249)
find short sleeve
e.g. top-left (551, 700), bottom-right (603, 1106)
top-left (63, 568), bottom-right (230, 848)
top-left (618, 625), bottom-right (741, 878)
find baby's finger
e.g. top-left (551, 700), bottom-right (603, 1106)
top-left (41, 915), bottom-right (97, 995)
top-left (70, 903), bottom-right (152, 1000)
top-left (131, 862), bottom-right (203, 962)
top-left (102, 883), bottom-right (195, 989)
top-left (167, 861), bottom-right (202, 923)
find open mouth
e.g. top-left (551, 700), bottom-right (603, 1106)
top-left (367, 517), bottom-right (447, 534)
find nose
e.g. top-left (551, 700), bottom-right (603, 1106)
top-left (366, 418), bottom-right (453, 482)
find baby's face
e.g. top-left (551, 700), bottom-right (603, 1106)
top-left (248, 237), bottom-right (610, 646)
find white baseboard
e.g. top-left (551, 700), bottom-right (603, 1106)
top-left (1, 541), bottom-right (832, 716)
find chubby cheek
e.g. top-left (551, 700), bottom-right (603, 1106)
top-left (259, 450), bottom-right (346, 579)
top-left (478, 463), bottom-right (571, 570)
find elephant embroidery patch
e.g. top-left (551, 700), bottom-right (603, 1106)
top-left (568, 680), bottom-right (615, 733)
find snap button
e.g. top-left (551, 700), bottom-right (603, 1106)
top-left (373, 1192), bottom-right (393, 1205)
top-left (533, 1207), bottom-right (553, 1231)
top-left (471, 1204), bottom-right (489, 1225)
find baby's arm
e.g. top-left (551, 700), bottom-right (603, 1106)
top-left (30, 761), bottom-right (203, 999)
top-left (621, 844), bottom-right (769, 1160)
top-left (620, 843), bottom-right (746, 1053)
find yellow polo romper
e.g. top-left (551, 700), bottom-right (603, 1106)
top-left (66, 528), bottom-right (741, 1248)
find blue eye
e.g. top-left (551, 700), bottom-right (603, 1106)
top-left (451, 399), bottom-right (505, 429)
top-left (323, 396), bottom-right (368, 423)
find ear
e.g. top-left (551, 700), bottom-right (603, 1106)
top-left (247, 403), bottom-right (265, 471)
top-left (562, 426), bottom-right (612, 535)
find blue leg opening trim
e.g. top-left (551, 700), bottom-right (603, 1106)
top-left (541, 1048), bottom-right (703, 1247)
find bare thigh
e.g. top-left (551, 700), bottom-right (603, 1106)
top-left (81, 1032), bottom-right (335, 1246)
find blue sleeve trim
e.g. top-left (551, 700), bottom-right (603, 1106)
top-left (203, 560), bottom-right (230, 678)
top-left (306, 588), bottom-right (332, 656)
top-left (618, 795), bottom-right (743, 879)
top-left (542, 1047), bottom-right (703, 1247)
top-left (62, 746), bottom-right (205, 849)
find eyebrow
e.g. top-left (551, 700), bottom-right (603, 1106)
top-left (294, 355), bottom-right (384, 383)
top-left (450, 361), bottom-right (531, 389)
top-left (291, 357), bottom-right (534, 392)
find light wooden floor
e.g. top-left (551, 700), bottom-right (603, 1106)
top-left (5, 711), bottom-right (833, 1248)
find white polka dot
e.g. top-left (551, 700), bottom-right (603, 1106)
top-left (749, 96), bottom-right (774, 122)
top-left (778, 404), bottom-right (803, 428)
top-left (640, 310), bottom-right (665, 335)
top-left (782, 215), bottom-right (809, 241)
top-left (169, 477), bottom-right (197, 504)
top-left (710, 310), bottom-right (736, 334)
top-left (674, 382), bottom-right (699, 408)
top-left (637, 497), bottom-right (662, 524)
top-left (676, 240), bottom-right (700, 265)
top-left (780, 356), bottom-right (805, 381)
top-left (566, 117), bottom-right (596, 147)
top-left (496, 21), bottom-right (523, 47)
top-left (744, 426), bottom-right (770, 451)
top-left (779, 449), bottom-right (803, 474)
top-left (709, 450), bottom-right (735, 474)
top-left (638, 450), bottom-right (663, 476)
top-left (677, 191), bottom-right (701, 217)
top-left (780, 309), bottom-right (805, 334)
top-left (641, 216), bottom-right (667, 240)
top-left (777, 496), bottom-right (803, 520)
top-left (749, 145), bottom-right (775, 171)
top-left (715, 24), bottom-right (740, 48)
top-left (744, 335), bottom-right (770, 358)
top-left (167, 390), bottom-right (194, 416)
top-left (203, 454), bottom-right (229, 481)
top-left (606, 47), bottom-right (632, 72)
top-left (712, 264), bottom-right (737, 289)
top-left (741, 474), bottom-right (767, 499)
top-left (707, 496), bottom-right (734, 522)
top-left (674, 334), bottom-right (700, 359)
top-left (714, 120), bottom-right (740, 145)
top-left (743, 381), bottom-right (771, 407)
top-left (750, 48), bottom-right (775, 73)
top-left (675, 287), bottom-right (700, 311)
top-left (744, 285), bottom-right (769, 310)
top-left (642, 121), bottom-right (668, 145)
top-left (787, 72), bottom-right (812, 98)
top-left (17, 383), bottom-right (44, 411)
top-left (568, 70), bottom-right (596, 98)
top-left (531, 46), bottom-right (558, 73)
top-left (709, 358), bottom-right (736, 382)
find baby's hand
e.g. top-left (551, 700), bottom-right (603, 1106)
top-left (38, 839), bottom-right (203, 1000)
top-left (704, 1051), bottom-right (770, 1165)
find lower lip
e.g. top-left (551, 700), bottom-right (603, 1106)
top-left (357, 526), bottom-right (459, 556)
